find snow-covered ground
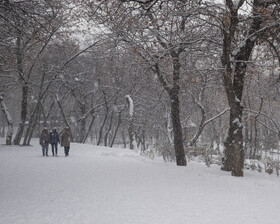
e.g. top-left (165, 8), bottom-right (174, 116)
top-left (1, 139), bottom-right (280, 224)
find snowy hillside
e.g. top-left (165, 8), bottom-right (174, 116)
top-left (1, 140), bottom-right (280, 224)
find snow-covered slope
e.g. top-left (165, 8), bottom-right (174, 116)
top-left (0, 140), bottom-right (280, 224)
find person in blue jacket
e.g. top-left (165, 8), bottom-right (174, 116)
top-left (49, 128), bottom-right (60, 156)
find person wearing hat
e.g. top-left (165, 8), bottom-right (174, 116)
top-left (39, 128), bottom-right (49, 157)
top-left (61, 127), bottom-right (71, 156)
top-left (50, 128), bottom-right (60, 156)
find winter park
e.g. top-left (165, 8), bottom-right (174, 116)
top-left (1, 0), bottom-right (280, 224)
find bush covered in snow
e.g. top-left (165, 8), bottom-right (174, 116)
top-left (149, 142), bottom-right (280, 177)
top-left (244, 159), bottom-right (263, 173)
top-left (140, 149), bottom-right (155, 160)
top-left (152, 141), bottom-right (176, 162)
top-left (244, 157), bottom-right (280, 176)
top-left (187, 146), bottom-right (223, 167)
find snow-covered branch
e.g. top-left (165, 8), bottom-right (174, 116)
top-left (79, 94), bottom-right (115, 122)
top-left (126, 95), bottom-right (137, 150)
top-left (188, 108), bottom-right (230, 146)
top-left (244, 109), bottom-right (280, 135)
top-left (125, 95), bottom-right (134, 117)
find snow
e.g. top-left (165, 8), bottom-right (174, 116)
top-left (232, 49), bottom-right (239, 56)
top-left (232, 118), bottom-right (239, 124)
top-left (125, 95), bottom-right (134, 117)
top-left (235, 95), bottom-right (241, 103)
top-left (232, 118), bottom-right (242, 127)
top-left (1, 139), bottom-right (280, 224)
top-left (232, 0), bottom-right (241, 8)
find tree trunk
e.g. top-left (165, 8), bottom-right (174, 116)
top-left (97, 91), bottom-right (110, 146)
top-left (168, 53), bottom-right (186, 166)
top-left (26, 101), bottom-right (45, 145)
top-left (23, 102), bottom-right (40, 145)
top-left (170, 89), bottom-right (186, 166)
top-left (56, 95), bottom-right (71, 129)
top-left (97, 111), bottom-right (109, 146)
top-left (128, 122), bottom-right (134, 150)
top-left (222, 98), bottom-right (244, 176)
top-left (13, 84), bottom-right (28, 145)
top-left (126, 95), bottom-right (136, 150)
top-left (104, 111), bottom-right (114, 146)
top-left (122, 130), bottom-right (126, 148)
top-left (79, 103), bottom-right (86, 143)
top-left (13, 31), bottom-right (27, 145)
top-left (142, 129), bottom-right (146, 151)
top-left (82, 114), bottom-right (95, 144)
top-left (56, 95), bottom-right (73, 141)
top-left (110, 111), bottom-right (122, 147)
top-left (0, 95), bottom-right (14, 145)
top-left (134, 129), bottom-right (146, 152)
top-left (222, 59), bottom-right (247, 177)
top-left (220, 0), bottom-right (266, 176)
top-left (166, 112), bottom-right (173, 143)
top-left (253, 116), bottom-right (258, 159)
top-left (1, 112), bottom-right (5, 137)
top-left (154, 51), bottom-right (186, 166)
top-left (243, 112), bottom-right (250, 158)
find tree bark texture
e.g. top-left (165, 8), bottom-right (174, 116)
top-left (154, 50), bottom-right (187, 166)
top-left (13, 34), bottom-right (27, 145)
top-left (79, 102), bottom-right (86, 143)
top-left (221, 0), bottom-right (267, 176)
top-left (97, 110), bottom-right (109, 146)
top-left (82, 114), bottom-right (96, 144)
top-left (126, 96), bottom-right (136, 150)
top-left (110, 111), bottom-right (122, 147)
top-left (0, 95), bottom-right (14, 145)
top-left (222, 97), bottom-right (244, 176)
top-left (170, 90), bottom-right (186, 166)
top-left (23, 102), bottom-right (40, 145)
top-left (169, 54), bottom-right (186, 166)
top-left (104, 111), bottom-right (114, 146)
top-left (13, 84), bottom-right (28, 145)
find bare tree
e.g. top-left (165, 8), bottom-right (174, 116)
top-left (203, 0), bottom-right (280, 176)
top-left (0, 0), bottom-right (65, 144)
top-left (84, 0), bottom-right (214, 165)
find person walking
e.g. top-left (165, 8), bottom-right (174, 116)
top-left (40, 128), bottom-right (49, 157)
top-left (61, 127), bottom-right (71, 156)
top-left (50, 128), bottom-right (60, 156)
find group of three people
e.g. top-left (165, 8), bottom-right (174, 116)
top-left (39, 127), bottom-right (71, 157)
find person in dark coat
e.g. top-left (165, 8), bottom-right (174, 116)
top-left (61, 127), bottom-right (71, 156)
top-left (39, 128), bottom-right (49, 157)
top-left (50, 128), bottom-right (60, 156)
